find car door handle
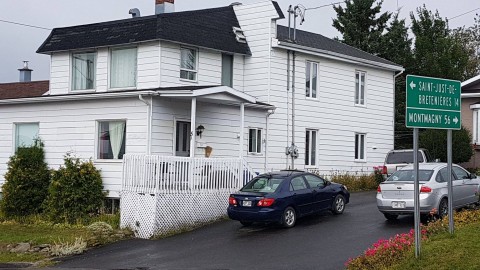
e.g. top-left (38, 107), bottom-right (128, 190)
top-left (312, 190), bottom-right (317, 193)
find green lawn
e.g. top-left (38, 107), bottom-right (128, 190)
top-left (387, 223), bottom-right (480, 270)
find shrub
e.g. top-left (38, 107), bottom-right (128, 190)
top-left (0, 140), bottom-right (50, 217)
top-left (50, 237), bottom-right (87, 256)
top-left (44, 155), bottom-right (105, 224)
top-left (419, 126), bottom-right (474, 163)
top-left (327, 172), bottom-right (378, 192)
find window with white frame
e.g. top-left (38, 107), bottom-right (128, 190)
top-left (110, 47), bottom-right (137, 88)
top-left (98, 120), bottom-right (126, 160)
top-left (221, 53), bottom-right (233, 87)
top-left (15, 123), bottom-right (39, 151)
top-left (305, 129), bottom-right (317, 166)
top-left (306, 61), bottom-right (318, 98)
top-left (72, 52), bottom-right (96, 90)
top-left (355, 133), bottom-right (366, 161)
top-left (180, 47), bottom-right (198, 81)
top-left (474, 110), bottom-right (480, 144)
top-left (355, 71), bottom-right (366, 105)
top-left (248, 128), bottom-right (262, 154)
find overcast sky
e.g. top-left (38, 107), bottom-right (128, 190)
top-left (0, 0), bottom-right (478, 83)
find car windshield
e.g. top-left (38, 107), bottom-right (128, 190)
top-left (386, 151), bottom-right (424, 164)
top-left (386, 169), bottom-right (433, 182)
top-left (241, 177), bottom-right (284, 193)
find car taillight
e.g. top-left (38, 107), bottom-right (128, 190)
top-left (381, 166), bottom-right (387, 174)
top-left (257, 198), bottom-right (275, 207)
top-left (420, 186), bottom-right (432, 193)
top-left (377, 185), bottom-right (381, 193)
top-left (229, 196), bottom-right (237, 205)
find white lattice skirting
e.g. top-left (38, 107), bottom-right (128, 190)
top-left (120, 190), bottom-right (234, 238)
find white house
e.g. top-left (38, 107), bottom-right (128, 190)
top-left (0, 0), bottom-right (403, 202)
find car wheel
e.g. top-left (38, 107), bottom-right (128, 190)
top-left (240, 221), bottom-right (253, 226)
top-left (438, 198), bottom-right (448, 219)
top-left (331, 194), bottom-right (346, 215)
top-left (282, 207), bottom-right (296, 228)
top-left (383, 213), bottom-right (398, 220)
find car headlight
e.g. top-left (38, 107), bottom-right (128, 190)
top-left (342, 185), bottom-right (348, 191)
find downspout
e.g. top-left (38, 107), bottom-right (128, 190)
top-left (265, 108), bottom-right (276, 172)
top-left (286, 50), bottom-right (290, 169)
top-left (291, 51), bottom-right (296, 169)
top-left (393, 70), bottom-right (404, 149)
top-left (138, 94), bottom-right (152, 155)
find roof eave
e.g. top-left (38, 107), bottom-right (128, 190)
top-left (274, 39), bottom-right (404, 72)
top-left (462, 74), bottom-right (480, 88)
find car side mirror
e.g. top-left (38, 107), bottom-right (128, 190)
top-left (470, 173), bottom-right (477, 179)
top-left (325, 181), bottom-right (331, 186)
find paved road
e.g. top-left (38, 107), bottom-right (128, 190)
top-left (54, 191), bottom-right (414, 270)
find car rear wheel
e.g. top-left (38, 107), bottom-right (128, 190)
top-left (331, 194), bottom-right (346, 215)
top-left (282, 207), bottom-right (296, 228)
top-left (240, 221), bottom-right (253, 226)
top-left (439, 198), bottom-right (448, 219)
top-left (383, 213), bottom-right (398, 220)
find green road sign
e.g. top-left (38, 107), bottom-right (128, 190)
top-left (406, 75), bottom-right (461, 130)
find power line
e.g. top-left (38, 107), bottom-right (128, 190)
top-left (448, 7), bottom-right (480, 21)
top-left (0, 19), bottom-right (51, 30)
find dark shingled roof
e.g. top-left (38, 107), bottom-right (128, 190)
top-left (272, 1), bottom-right (285, 19)
top-left (0, 81), bottom-right (49, 100)
top-left (277, 25), bottom-right (402, 68)
top-left (37, 6), bottom-right (250, 55)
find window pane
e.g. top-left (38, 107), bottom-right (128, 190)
top-left (360, 73), bottom-right (365, 104)
top-left (305, 131), bottom-right (310, 165)
top-left (312, 63), bottom-right (317, 98)
top-left (306, 62), bottom-right (311, 97)
top-left (221, 54), bottom-right (233, 87)
top-left (355, 134), bottom-right (359, 159)
top-left (180, 70), bottom-right (197, 81)
top-left (311, 131), bottom-right (316, 165)
top-left (98, 121), bottom-right (126, 159)
top-left (72, 52), bottom-right (96, 90)
top-left (360, 134), bottom-right (365, 160)
top-left (355, 72), bottom-right (359, 104)
top-left (291, 176), bottom-right (307, 190)
top-left (257, 129), bottom-right (262, 153)
top-left (249, 129), bottom-right (255, 153)
top-left (111, 48), bottom-right (137, 88)
top-left (16, 123), bottom-right (39, 149)
top-left (181, 48), bottom-right (196, 70)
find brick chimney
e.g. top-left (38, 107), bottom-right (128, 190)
top-left (18, 61), bottom-right (32, 82)
top-left (155, 0), bottom-right (174, 14)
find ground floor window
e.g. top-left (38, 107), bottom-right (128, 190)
top-left (305, 129), bottom-right (317, 166)
top-left (98, 120), bottom-right (126, 159)
top-left (248, 128), bottom-right (262, 154)
top-left (355, 133), bottom-right (366, 161)
top-left (15, 122), bottom-right (39, 151)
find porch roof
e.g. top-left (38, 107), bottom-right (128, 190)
top-left (153, 85), bottom-right (258, 105)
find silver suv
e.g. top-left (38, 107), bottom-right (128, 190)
top-left (382, 149), bottom-right (432, 177)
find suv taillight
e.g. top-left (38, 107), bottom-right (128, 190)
top-left (377, 185), bottom-right (382, 193)
top-left (229, 196), bottom-right (237, 205)
top-left (380, 166), bottom-right (387, 174)
top-left (257, 198), bottom-right (275, 207)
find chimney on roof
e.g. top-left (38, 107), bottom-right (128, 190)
top-left (18, 61), bottom-right (32, 82)
top-left (129, 8), bottom-right (141, 18)
top-left (155, 0), bottom-right (174, 14)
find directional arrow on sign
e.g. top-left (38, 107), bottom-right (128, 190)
top-left (410, 81), bottom-right (416, 90)
top-left (453, 116), bottom-right (458, 124)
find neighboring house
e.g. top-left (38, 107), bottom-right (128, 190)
top-left (460, 74), bottom-right (480, 168)
top-left (0, 0), bottom-right (403, 200)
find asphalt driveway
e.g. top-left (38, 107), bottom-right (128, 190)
top-left (54, 191), bottom-right (414, 270)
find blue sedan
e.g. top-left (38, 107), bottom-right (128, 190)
top-left (227, 170), bottom-right (350, 228)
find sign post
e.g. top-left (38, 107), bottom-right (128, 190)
top-left (405, 75), bottom-right (461, 258)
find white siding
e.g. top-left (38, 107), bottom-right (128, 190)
top-left (137, 41), bottom-right (161, 89)
top-left (0, 98), bottom-right (148, 197)
top-left (96, 48), bottom-right (108, 92)
top-left (49, 52), bottom-right (70, 95)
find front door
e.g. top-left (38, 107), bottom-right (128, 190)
top-left (175, 121), bottom-right (191, 157)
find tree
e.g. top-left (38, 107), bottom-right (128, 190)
top-left (0, 140), bottom-right (50, 217)
top-left (332, 0), bottom-right (391, 54)
top-left (452, 13), bottom-right (480, 79)
top-left (419, 127), bottom-right (474, 164)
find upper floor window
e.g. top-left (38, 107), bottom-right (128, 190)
top-left (98, 120), bottom-right (126, 160)
top-left (180, 47), bottom-right (198, 81)
top-left (306, 61), bottom-right (318, 98)
top-left (248, 128), bottom-right (262, 154)
top-left (15, 123), bottom-right (39, 151)
top-left (110, 47), bottom-right (137, 88)
top-left (305, 129), bottom-right (317, 166)
top-left (355, 71), bottom-right (366, 105)
top-left (72, 52), bottom-right (96, 90)
top-left (355, 133), bottom-right (366, 161)
top-left (222, 54), bottom-right (233, 87)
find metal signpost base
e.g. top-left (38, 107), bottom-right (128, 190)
top-left (447, 130), bottom-right (454, 234)
top-left (413, 128), bottom-right (420, 258)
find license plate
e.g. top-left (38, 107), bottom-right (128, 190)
top-left (242, 200), bottom-right (252, 207)
top-left (392, 201), bottom-right (406, 209)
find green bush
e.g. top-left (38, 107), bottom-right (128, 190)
top-left (419, 126), bottom-right (474, 163)
top-left (44, 155), bottom-right (105, 223)
top-left (322, 172), bottom-right (378, 192)
top-left (0, 141), bottom-right (50, 217)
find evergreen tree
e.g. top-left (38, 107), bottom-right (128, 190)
top-left (419, 127), bottom-right (474, 164)
top-left (332, 0), bottom-right (391, 54)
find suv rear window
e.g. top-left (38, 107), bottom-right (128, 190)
top-left (386, 151), bottom-right (424, 164)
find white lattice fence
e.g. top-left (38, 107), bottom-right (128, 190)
top-left (120, 155), bottom-right (254, 238)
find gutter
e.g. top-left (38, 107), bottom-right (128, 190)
top-left (265, 108), bottom-right (276, 172)
top-left (273, 39), bottom-right (404, 72)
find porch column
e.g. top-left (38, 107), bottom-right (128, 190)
top-left (190, 97), bottom-right (197, 158)
top-left (239, 102), bottom-right (245, 158)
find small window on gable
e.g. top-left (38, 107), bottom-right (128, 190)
top-left (306, 61), bottom-right (318, 98)
top-left (232, 27), bottom-right (247, 43)
top-left (15, 123), bottom-right (39, 151)
top-left (355, 71), bottom-right (366, 105)
top-left (248, 128), bottom-right (262, 154)
top-left (72, 52), bottom-right (96, 90)
top-left (180, 47), bottom-right (198, 81)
